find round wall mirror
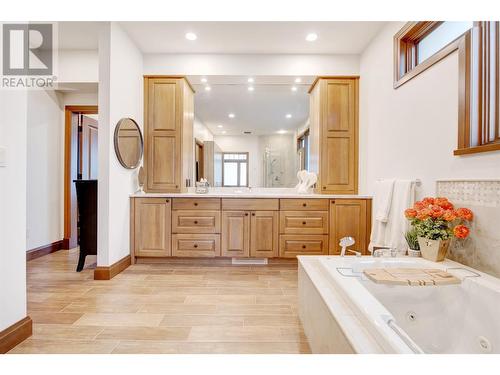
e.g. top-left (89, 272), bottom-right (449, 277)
top-left (114, 118), bottom-right (143, 169)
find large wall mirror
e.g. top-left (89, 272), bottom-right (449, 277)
top-left (114, 118), bottom-right (143, 169)
top-left (191, 76), bottom-right (313, 188)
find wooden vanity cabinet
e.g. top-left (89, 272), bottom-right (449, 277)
top-left (143, 76), bottom-right (194, 193)
top-left (329, 199), bottom-right (371, 255)
top-left (309, 77), bottom-right (359, 194)
top-left (132, 197), bottom-right (172, 257)
top-left (221, 211), bottom-right (250, 257)
top-left (250, 211), bottom-right (279, 258)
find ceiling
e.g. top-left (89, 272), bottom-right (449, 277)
top-left (194, 76), bottom-right (310, 136)
top-left (56, 21), bottom-right (385, 54)
top-left (119, 22), bottom-right (385, 54)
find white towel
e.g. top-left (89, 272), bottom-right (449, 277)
top-left (374, 178), bottom-right (395, 222)
top-left (369, 179), bottom-right (416, 252)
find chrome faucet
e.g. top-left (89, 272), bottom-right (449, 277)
top-left (339, 237), bottom-right (361, 257)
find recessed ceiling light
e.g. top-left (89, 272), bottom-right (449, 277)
top-left (200, 77), bottom-right (207, 83)
top-left (221, 130), bottom-right (227, 134)
top-left (295, 78), bottom-right (302, 83)
top-left (291, 86), bottom-right (298, 92)
top-left (228, 113), bottom-right (235, 118)
top-left (286, 114), bottom-right (292, 119)
top-left (306, 33), bottom-right (318, 42)
top-left (247, 78), bottom-right (254, 83)
top-left (248, 86), bottom-right (254, 91)
top-left (185, 32), bottom-right (197, 41)
top-left (204, 86), bottom-right (211, 91)
top-left (217, 125), bottom-right (223, 128)
top-left (277, 130), bottom-right (287, 134)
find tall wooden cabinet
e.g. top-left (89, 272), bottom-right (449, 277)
top-left (144, 76), bottom-right (194, 193)
top-left (309, 77), bottom-right (359, 194)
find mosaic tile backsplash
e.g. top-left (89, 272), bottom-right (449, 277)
top-left (437, 180), bottom-right (500, 278)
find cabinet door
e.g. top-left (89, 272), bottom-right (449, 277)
top-left (222, 211), bottom-right (250, 257)
top-left (250, 211), bottom-right (278, 258)
top-left (320, 78), bottom-right (358, 194)
top-left (145, 78), bottom-right (181, 192)
top-left (134, 198), bottom-right (171, 257)
top-left (329, 199), bottom-right (367, 255)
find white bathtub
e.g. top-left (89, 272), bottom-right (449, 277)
top-left (298, 256), bottom-right (500, 354)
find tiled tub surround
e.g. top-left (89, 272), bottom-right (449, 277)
top-left (436, 180), bottom-right (500, 278)
top-left (298, 256), bottom-right (500, 353)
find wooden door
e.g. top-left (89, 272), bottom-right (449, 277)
top-left (145, 78), bottom-right (181, 192)
top-left (222, 211), bottom-right (250, 257)
top-left (320, 78), bottom-right (358, 194)
top-left (250, 211), bottom-right (278, 258)
top-left (329, 199), bottom-right (368, 255)
top-left (80, 115), bottom-right (98, 180)
top-left (134, 198), bottom-right (172, 257)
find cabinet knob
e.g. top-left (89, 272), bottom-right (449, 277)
top-left (165, 199), bottom-right (170, 203)
top-left (194, 202), bottom-right (198, 206)
top-left (302, 221), bottom-right (306, 225)
top-left (331, 200), bottom-right (335, 204)
top-left (175, 185), bottom-right (179, 188)
top-left (194, 244), bottom-right (198, 248)
top-left (252, 213), bottom-right (255, 216)
top-left (322, 186), bottom-right (326, 190)
top-left (245, 213), bottom-right (249, 216)
top-left (194, 221), bottom-right (198, 224)
top-left (302, 203), bottom-right (307, 207)
top-left (302, 245), bottom-right (306, 249)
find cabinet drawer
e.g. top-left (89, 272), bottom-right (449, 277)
top-left (279, 211), bottom-right (328, 234)
top-left (172, 198), bottom-right (221, 210)
top-left (172, 234), bottom-right (220, 257)
top-left (222, 198), bottom-right (279, 211)
top-left (279, 235), bottom-right (329, 258)
top-left (280, 199), bottom-right (329, 211)
top-left (172, 210), bottom-right (221, 234)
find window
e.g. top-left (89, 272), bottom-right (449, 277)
top-left (297, 129), bottom-right (310, 171)
top-left (394, 21), bottom-right (473, 88)
top-left (222, 153), bottom-right (249, 187)
top-left (456, 21), bottom-right (500, 155)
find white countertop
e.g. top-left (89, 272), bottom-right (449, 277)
top-left (130, 187), bottom-right (371, 199)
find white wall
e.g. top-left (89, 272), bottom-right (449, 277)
top-left (97, 22), bottom-right (143, 266)
top-left (0, 90), bottom-right (28, 330)
top-left (26, 90), bottom-right (64, 250)
top-left (359, 22), bottom-right (500, 199)
top-left (144, 54), bottom-right (359, 76)
top-left (58, 50), bottom-right (99, 83)
top-left (194, 116), bottom-right (214, 142)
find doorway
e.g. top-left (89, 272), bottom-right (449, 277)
top-left (195, 139), bottom-right (204, 182)
top-left (63, 105), bottom-right (98, 249)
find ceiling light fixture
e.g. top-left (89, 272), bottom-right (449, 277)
top-left (248, 86), bottom-right (254, 91)
top-left (217, 125), bottom-right (223, 128)
top-left (204, 86), bottom-right (211, 91)
top-left (228, 113), bottom-right (235, 118)
top-left (277, 130), bottom-right (287, 134)
top-left (286, 114), bottom-right (292, 119)
top-left (291, 86), bottom-right (298, 92)
top-left (200, 77), bottom-right (207, 83)
top-left (221, 130), bottom-right (227, 134)
top-left (185, 32), bottom-right (197, 41)
top-left (247, 78), bottom-right (254, 83)
top-left (305, 33), bottom-right (318, 42)
top-left (295, 78), bottom-right (302, 83)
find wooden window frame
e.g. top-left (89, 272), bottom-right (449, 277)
top-left (394, 21), bottom-right (465, 88)
top-left (221, 152), bottom-right (249, 187)
top-left (455, 21), bottom-right (500, 155)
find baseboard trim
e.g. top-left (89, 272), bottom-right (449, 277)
top-left (26, 240), bottom-right (64, 261)
top-left (94, 255), bottom-right (131, 280)
top-left (0, 316), bottom-right (32, 354)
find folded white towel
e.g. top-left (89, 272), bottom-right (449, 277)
top-left (374, 178), bottom-right (395, 223)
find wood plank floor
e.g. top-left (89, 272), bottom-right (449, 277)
top-left (9, 249), bottom-right (310, 354)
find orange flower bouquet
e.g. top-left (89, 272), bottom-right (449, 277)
top-left (404, 197), bottom-right (473, 261)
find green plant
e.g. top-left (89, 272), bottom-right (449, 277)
top-left (404, 229), bottom-right (420, 250)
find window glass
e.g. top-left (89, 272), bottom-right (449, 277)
top-left (417, 22), bottom-right (473, 64)
top-left (223, 162), bottom-right (238, 186)
top-left (240, 163), bottom-right (247, 186)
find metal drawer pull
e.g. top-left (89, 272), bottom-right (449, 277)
top-left (302, 245), bottom-right (306, 249)
top-left (194, 202), bottom-right (198, 206)
top-left (302, 221), bottom-right (307, 225)
top-left (193, 244), bottom-right (198, 248)
top-left (302, 203), bottom-right (307, 207)
top-left (194, 221), bottom-right (198, 224)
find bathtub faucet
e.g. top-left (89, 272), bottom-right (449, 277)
top-left (339, 237), bottom-right (361, 257)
